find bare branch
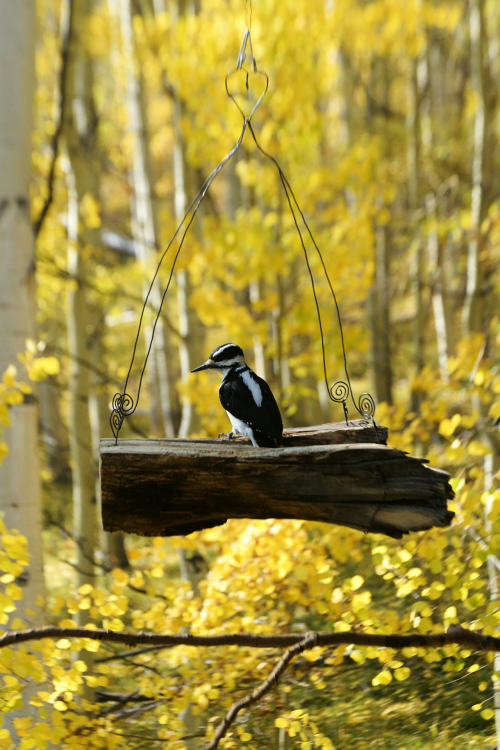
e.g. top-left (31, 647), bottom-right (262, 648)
top-left (0, 622), bottom-right (498, 654)
top-left (206, 632), bottom-right (318, 750)
top-left (96, 690), bottom-right (152, 703)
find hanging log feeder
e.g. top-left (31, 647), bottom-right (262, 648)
top-left (100, 420), bottom-right (454, 540)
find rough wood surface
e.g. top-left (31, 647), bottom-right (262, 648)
top-left (100, 421), bottom-right (454, 540)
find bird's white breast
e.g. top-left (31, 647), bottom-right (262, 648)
top-left (226, 411), bottom-right (257, 445)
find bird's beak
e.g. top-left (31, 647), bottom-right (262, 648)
top-left (191, 360), bottom-right (213, 373)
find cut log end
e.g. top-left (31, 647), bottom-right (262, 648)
top-left (100, 420), bottom-right (455, 540)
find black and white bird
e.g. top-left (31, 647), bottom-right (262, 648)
top-left (191, 343), bottom-right (283, 448)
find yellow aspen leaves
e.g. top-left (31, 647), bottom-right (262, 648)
top-left (468, 440), bottom-right (491, 456)
top-left (439, 414), bottom-right (461, 437)
top-left (372, 671), bottom-right (392, 686)
top-left (481, 709), bottom-right (494, 720)
top-left (393, 667), bottom-right (411, 681)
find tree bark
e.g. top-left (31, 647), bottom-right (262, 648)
top-left (0, 0), bottom-right (46, 627)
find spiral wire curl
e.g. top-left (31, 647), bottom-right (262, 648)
top-left (110, 28), bottom-right (377, 443)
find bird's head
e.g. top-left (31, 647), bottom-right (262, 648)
top-left (191, 344), bottom-right (245, 374)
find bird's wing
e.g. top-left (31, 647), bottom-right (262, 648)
top-left (219, 372), bottom-right (283, 446)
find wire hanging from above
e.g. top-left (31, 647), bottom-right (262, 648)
top-left (110, 27), bottom-right (377, 444)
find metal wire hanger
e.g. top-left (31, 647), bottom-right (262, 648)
top-left (110, 25), bottom-right (377, 444)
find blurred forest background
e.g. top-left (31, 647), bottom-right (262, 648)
top-left (1, 0), bottom-right (500, 747)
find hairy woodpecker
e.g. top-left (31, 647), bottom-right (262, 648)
top-left (191, 343), bottom-right (283, 448)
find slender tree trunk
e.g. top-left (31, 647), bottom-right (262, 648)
top-left (462, 0), bottom-right (494, 336)
top-left (0, 0), bottom-right (46, 626)
top-left (89, 309), bottom-right (129, 569)
top-left (369, 224), bottom-right (392, 404)
top-left (118, 0), bottom-right (175, 438)
top-left (426, 193), bottom-right (450, 381)
top-left (39, 379), bottom-right (71, 482)
top-left (172, 0), bottom-right (205, 438)
top-left (178, 548), bottom-right (209, 749)
top-left (463, 0), bottom-right (500, 741)
top-left (61, 0), bottom-right (100, 691)
top-left (366, 58), bottom-right (393, 406)
top-left (407, 57), bottom-right (425, 410)
top-left (66, 165), bottom-right (96, 624)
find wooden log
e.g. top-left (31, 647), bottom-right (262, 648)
top-left (100, 421), bottom-right (454, 540)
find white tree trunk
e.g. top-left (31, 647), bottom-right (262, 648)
top-left (118, 0), bottom-right (175, 438)
top-left (426, 193), bottom-right (450, 381)
top-left (172, 0), bottom-right (205, 438)
top-left (407, 57), bottom-right (425, 411)
top-left (462, 0), bottom-right (493, 336)
top-left (0, 0), bottom-right (46, 624)
top-left (463, 1), bottom-right (500, 742)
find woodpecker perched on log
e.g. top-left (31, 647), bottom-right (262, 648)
top-left (191, 343), bottom-right (283, 448)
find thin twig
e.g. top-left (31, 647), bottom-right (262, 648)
top-left (205, 632), bottom-right (318, 750)
top-left (111, 699), bottom-right (163, 721)
top-left (97, 690), bottom-right (151, 703)
top-left (466, 526), bottom-right (500, 573)
top-left (96, 644), bottom-right (172, 663)
top-left (48, 518), bottom-right (152, 595)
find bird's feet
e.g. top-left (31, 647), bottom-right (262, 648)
top-left (218, 431), bottom-right (235, 440)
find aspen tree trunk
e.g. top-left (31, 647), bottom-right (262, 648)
top-left (369, 224), bottom-right (392, 404)
top-left (66, 166), bottom-right (96, 620)
top-left (89, 310), bottom-right (129, 569)
top-left (426, 193), bottom-right (450, 381)
top-left (419, 32), bottom-right (453, 368)
top-left (178, 548), bottom-right (209, 749)
top-left (368, 59), bottom-right (393, 406)
top-left (462, 0), bottom-right (494, 336)
top-left (61, 0), bottom-right (99, 690)
top-left (39, 379), bottom-right (71, 482)
top-left (172, 0), bottom-right (205, 438)
top-left (118, 0), bottom-right (175, 438)
top-left (407, 57), bottom-right (425, 411)
top-left (464, 0), bottom-right (500, 741)
top-left (0, 0), bottom-right (46, 626)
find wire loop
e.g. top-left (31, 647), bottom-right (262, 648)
top-left (358, 393), bottom-right (376, 419)
top-left (329, 381), bottom-right (349, 403)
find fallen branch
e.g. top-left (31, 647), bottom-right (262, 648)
top-left (206, 632), bottom-right (318, 750)
top-left (0, 623), bottom-right (498, 652)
